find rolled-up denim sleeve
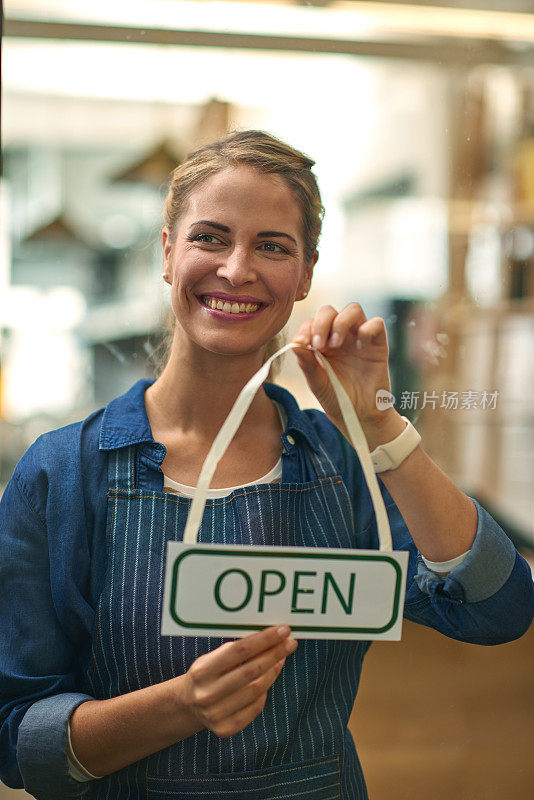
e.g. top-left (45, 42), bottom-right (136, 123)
top-left (414, 498), bottom-right (517, 602)
top-left (17, 694), bottom-right (94, 799)
top-left (330, 419), bottom-right (534, 646)
top-left (0, 475), bottom-right (95, 798)
top-left (400, 497), bottom-right (534, 645)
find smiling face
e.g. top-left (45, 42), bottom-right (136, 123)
top-left (162, 165), bottom-right (316, 360)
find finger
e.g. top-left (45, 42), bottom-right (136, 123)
top-left (190, 625), bottom-right (292, 682)
top-left (210, 693), bottom-right (268, 739)
top-left (310, 305), bottom-right (339, 350)
top-left (325, 302), bottom-right (367, 348)
top-left (292, 318), bottom-right (313, 347)
top-left (208, 658), bottom-right (288, 736)
top-left (211, 637), bottom-right (297, 700)
top-left (355, 317), bottom-right (388, 351)
top-left (292, 322), bottom-right (325, 374)
top-left (292, 346), bottom-right (331, 402)
top-left (208, 655), bottom-right (288, 724)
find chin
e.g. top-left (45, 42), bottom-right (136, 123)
top-left (202, 340), bottom-right (267, 359)
top-left (176, 317), bottom-right (284, 362)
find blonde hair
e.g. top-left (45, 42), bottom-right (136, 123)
top-left (156, 130), bottom-right (323, 377)
top-left (164, 130), bottom-right (324, 261)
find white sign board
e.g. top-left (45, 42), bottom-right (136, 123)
top-left (162, 542), bottom-right (408, 641)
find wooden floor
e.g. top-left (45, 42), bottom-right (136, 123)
top-left (2, 617), bottom-right (532, 799)
top-left (349, 617), bottom-right (534, 799)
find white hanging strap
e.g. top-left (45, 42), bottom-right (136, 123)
top-left (182, 342), bottom-right (295, 545)
top-left (182, 342), bottom-right (393, 552)
top-left (310, 349), bottom-right (392, 552)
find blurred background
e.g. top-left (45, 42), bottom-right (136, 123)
top-left (1, 1), bottom-right (533, 798)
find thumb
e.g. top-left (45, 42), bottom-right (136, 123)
top-left (292, 344), bottom-right (330, 398)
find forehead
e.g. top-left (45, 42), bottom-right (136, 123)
top-left (182, 166), bottom-right (302, 233)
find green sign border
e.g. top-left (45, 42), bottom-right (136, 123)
top-left (169, 547), bottom-right (405, 634)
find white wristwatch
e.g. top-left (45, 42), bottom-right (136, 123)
top-left (370, 416), bottom-right (421, 473)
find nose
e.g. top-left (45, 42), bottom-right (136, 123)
top-left (216, 245), bottom-right (257, 286)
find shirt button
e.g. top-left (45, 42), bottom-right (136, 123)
top-left (286, 435), bottom-right (295, 445)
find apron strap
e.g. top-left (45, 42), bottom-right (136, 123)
top-left (183, 343), bottom-right (393, 552)
top-left (107, 445), bottom-right (136, 492)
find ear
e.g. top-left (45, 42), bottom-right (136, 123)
top-left (296, 250), bottom-right (318, 301)
top-left (162, 227), bottom-right (173, 284)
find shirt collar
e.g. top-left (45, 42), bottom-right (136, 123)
top-left (263, 382), bottom-right (322, 453)
top-left (99, 379), bottom-right (156, 451)
top-left (99, 378), bottom-right (322, 454)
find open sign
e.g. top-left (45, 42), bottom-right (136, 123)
top-left (161, 543), bottom-right (408, 641)
top-left (161, 345), bottom-right (410, 642)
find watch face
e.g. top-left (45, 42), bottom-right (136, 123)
top-left (371, 420), bottom-right (421, 473)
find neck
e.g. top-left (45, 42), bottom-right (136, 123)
top-left (145, 333), bottom-right (276, 441)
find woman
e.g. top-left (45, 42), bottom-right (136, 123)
top-left (0, 130), bottom-right (532, 800)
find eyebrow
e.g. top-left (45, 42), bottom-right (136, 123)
top-left (189, 221), bottom-right (297, 246)
top-left (188, 220), bottom-right (230, 233)
top-left (257, 230), bottom-right (297, 246)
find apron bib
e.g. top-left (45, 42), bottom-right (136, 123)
top-left (81, 441), bottom-right (369, 799)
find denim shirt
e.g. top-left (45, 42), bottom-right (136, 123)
top-left (1, 379), bottom-right (533, 797)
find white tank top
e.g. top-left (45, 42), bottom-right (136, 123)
top-left (163, 401), bottom-right (286, 499)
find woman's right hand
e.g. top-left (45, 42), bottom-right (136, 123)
top-left (179, 625), bottom-right (297, 738)
top-left (69, 627), bottom-right (297, 778)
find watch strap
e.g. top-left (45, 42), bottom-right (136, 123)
top-left (370, 416), bottom-right (421, 473)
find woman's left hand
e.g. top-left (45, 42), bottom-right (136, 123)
top-left (292, 303), bottom-right (397, 440)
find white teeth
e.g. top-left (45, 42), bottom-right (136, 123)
top-left (202, 296), bottom-right (261, 314)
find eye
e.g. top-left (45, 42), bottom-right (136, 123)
top-left (259, 241), bottom-right (288, 254)
top-left (193, 233), bottom-right (220, 244)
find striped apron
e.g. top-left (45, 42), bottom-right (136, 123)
top-left (82, 442), bottom-right (371, 799)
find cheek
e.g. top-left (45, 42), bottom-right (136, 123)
top-left (275, 271), bottom-right (304, 302)
top-left (171, 251), bottom-right (213, 290)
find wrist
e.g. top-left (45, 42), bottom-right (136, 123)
top-left (169, 674), bottom-right (204, 738)
top-left (361, 411), bottom-right (407, 452)
top-left (369, 414), bottom-right (421, 473)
